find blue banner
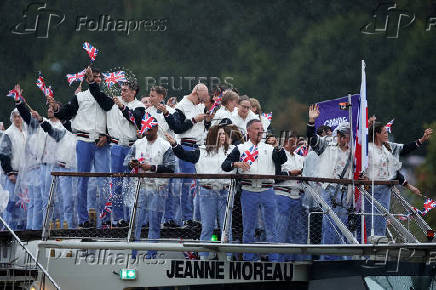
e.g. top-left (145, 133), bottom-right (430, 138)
top-left (315, 94), bottom-right (360, 132)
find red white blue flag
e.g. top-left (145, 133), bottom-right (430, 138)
top-left (262, 112), bottom-right (272, 121)
top-left (139, 113), bottom-right (158, 135)
top-left (355, 60), bottom-right (369, 243)
top-left (240, 145), bottom-right (259, 165)
top-left (294, 145), bottom-right (308, 156)
top-left (102, 71), bottom-right (127, 88)
top-left (66, 69), bottom-right (86, 86)
top-left (16, 189), bottom-right (29, 210)
top-left (7, 88), bottom-right (22, 102)
top-left (385, 119), bottom-right (394, 134)
top-left (36, 74), bottom-right (54, 98)
top-left (83, 42), bottom-right (99, 62)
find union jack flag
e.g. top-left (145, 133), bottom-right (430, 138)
top-left (262, 112), bottom-right (272, 121)
top-left (44, 86), bottom-right (54, 98)
top-left (83, 42), bottom-right (99, 62)
top-left (15, 189), bottom-right (29, 210)
top-left (139, 113), bottom-right (158, 135)
top-left (240, 145), bottom-right (259, 165)
top-left (102, 71), bottom-right (127, 89)
top-left (422, 198), bottom-right (436, 215)
top-left (208, 99), bottom-right (221, 115)
top-left (189, 179), bottom-right (197, 197)
top-left (128, 110), bottom-right (136, 125)
top-left (66, 69), bottom-right (86, 86)
top-left (294, 145), bottom-right (308, 156)
top-left (100, 195), bottom-right (113, 219)
top-left (130, 154), bottom-right (146, 174)
top-left (36, 74), bottom-right (54, 98)
top-left (7, 89), bottom-right (22, 102)
top-left (36, 75), bottom-right (45, 90)
top-left (385, 119), bottom-right (394, 134)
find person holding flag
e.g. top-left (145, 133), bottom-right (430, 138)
top-left (365, 122), bottom-right (432, 237)
top-left (106, 81), bottom-right (144, 228)
top-left (142, 86), bottom-right (179, 227)
top-left (222, 119), bottom-right (287, 261)
top-left (15, 93), bottom-right (63, 230)
top-left (124, 116), bottom-right (175, 259)
top-left (49, 66), bottom-right (112, 228)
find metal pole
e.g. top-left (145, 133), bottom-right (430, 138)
top-left (221, 178), bottom-right (236, 243)
top-left (0, 215), bottom-right (61, 289)
top-left (42, 175), bottom-right (58, 241)
top-left (359, 186), bottom-right (419, 243)
top-left (391, 186), bottom-right (432, 233)
top-left (127, 177), bottom-right (142, 242)
top-left (304, 183), bottom-right (359, 244)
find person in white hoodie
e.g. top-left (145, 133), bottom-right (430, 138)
top-left (167, 125), bottom-right (235, 259)
top-left (50, 66), bottom-right (112, 228)
top-left (0, 109), bottom-right (26, 229)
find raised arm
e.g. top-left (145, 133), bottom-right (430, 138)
top-left (40, 121), bottom-right (66, 142)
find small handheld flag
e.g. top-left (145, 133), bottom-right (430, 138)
top-left (240, 145), bottom-right (259, 165)
top-left (83, 42), bottom-right (99, 62)
top-left (102, 71), bottom-right (127, 89)
top-left (36, 73), bottom-right (54, 98)
top-left (7, 89), bottom-right (22, 102)
top-left (66, 69), bottom-right (86, 86)
top-left (262, 112), bottom-right (272, 121)
top-left (385, 119), bottom-right (394, 134)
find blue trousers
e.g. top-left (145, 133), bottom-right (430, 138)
top-left (240, 188), bottom-right (278, 261)
top-left (364, 185), bottom-right (392, 237)
top-left (276, 195), bottom-right (310, 262)
top-left (321, 186), bottom-right (350, 260)
top-left (76, 140), bottom-right (110, 224)
top-left (54, 166), bottom-right (75, 228)
top-left (108, 144), bottom-right (130, 223)
top-left (178, 145), bottom-right (196, 221)
top-left (164, 177), bottom-right (180, 223)
top-left (198, 187), bottom-right (230, 257)
top-left (4, 178), bottom-right (25, 230)
top-left (134, 186), bottom-right (167, 258)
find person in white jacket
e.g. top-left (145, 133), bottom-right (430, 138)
top-left (50, 67), bottom-right (112, 228)
top-left (222, 119), bottom-right (287, 261)
top-left (36, 110), bottom-right (77, 229)
top-left (274, 134), bottom-right (308, 262)
top-left (211, 90), bottom-right (239, 127)
top-left (231, 95), bottom-right (259, 138)
top-left (167, 125), bottom-right (235, 260)
top-left (124, 118), bottom-right (175, 259)
top-left (0, 109), bottom-right (26, 230)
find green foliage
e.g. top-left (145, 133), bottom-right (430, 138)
top-left (0, 0), bottom-right (434, 144)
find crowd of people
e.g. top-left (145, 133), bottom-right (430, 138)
top-left (0, 66), bottom-right (432, 262)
